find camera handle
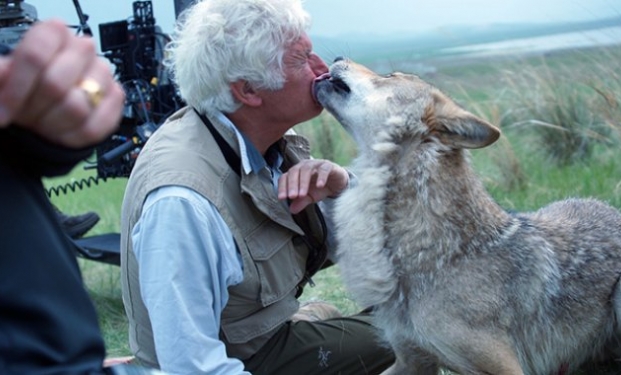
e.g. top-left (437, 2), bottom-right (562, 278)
top-left (72, 0), bottom-right (92, 36)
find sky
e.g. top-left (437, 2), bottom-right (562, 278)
top-left (24, 0), bottom-right (621, 45)
top-left (304, 0), bottom-right (620, 37)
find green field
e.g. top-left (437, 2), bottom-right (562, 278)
top-left (46, 43), bottom-right (621, 373)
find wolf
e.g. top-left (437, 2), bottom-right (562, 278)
top-left (313, 58), bottom-right (621, 375)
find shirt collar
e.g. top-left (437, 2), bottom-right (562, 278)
top-left (214, 111), bottom-right (256, 175)
top-left (214, 111), bottom-right (282, 175)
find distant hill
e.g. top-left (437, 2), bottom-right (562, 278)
top-left (310, 16), bottom-right (621, 66)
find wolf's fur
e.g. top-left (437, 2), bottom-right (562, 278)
top-left (314, 60), bottom-right (621, 375)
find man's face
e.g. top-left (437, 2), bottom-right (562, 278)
top-left (257, 33), bottom-right (328, 128)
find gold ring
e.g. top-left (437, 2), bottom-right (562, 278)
top-left (79, 78), bottom-right (103, 108)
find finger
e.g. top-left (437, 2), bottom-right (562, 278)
top-left (37, 60), bottom-right (123, 148)
top-left (285, 166), bottom-right (303, 199)
top-left (0, 57), bottom-right (10, 84)
top-left (289, 196), bottom-right (314, 215)
top-left (74, 80), bottom-right (124, 146)
top-left (35, 85), bottom-right (92, 144)
top-left (296, 161), bottom-right (319, 197)
top-left (314, 162), bottom-right (332, 189)
top-left (278, 173), bottom-right (290, 200)
top-left (50, 80), bottom-right (124, 148)
top-left (0, 57), bottom-right (11, 127)
top-left (0, 20), bottom-right (70, 126)
top-left (18, 36), bottom-right (96, 126)
top-left (80, 59), bottom-right (126, 142)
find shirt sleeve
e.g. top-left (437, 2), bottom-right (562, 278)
top-left (132, 185), bottom-right (249, 375)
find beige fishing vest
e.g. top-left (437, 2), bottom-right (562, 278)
top-left (120, 107), bottom-right (328, 368)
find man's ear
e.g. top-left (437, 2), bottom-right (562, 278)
top-left (230, 80), bottom-right (262, 107)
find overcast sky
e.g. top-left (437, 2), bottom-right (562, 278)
top-left (304, 0), bottom-right (620, 37)
top-left (26, 0), bottom-right (621, 42)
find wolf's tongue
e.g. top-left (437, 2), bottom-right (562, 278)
top-left (312, 72), bottom-right (331, 105)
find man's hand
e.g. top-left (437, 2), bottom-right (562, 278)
top-left (278, 159), bottom-right (349, 214)
top-left (0, 19), bottom-right (124, 148)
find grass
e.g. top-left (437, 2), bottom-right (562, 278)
top-left (44, 43), bottom-right (621, 373)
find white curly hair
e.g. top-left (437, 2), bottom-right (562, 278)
top-left (165, 0), bottom-right (312, 115)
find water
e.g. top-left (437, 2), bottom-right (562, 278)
top-left (442, 26), bottom-right (621, 58)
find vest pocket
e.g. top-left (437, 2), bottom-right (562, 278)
top-left (245, 220), bottom-right (306, 306)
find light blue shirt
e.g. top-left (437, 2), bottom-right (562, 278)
top-left (134, 186), bottom-right (249, 375)
top-left (132, 112), bottom-right (280, 374)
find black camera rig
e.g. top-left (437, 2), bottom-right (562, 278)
top-left (93, 0), bottom-right (184, 179)
top-left (0, 0), bottom-right (184, 188)
top-left (0, 0), bottom-right (36, 52)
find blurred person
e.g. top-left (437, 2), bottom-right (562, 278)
top-left (120, 0), bottom-right (395, 374)
top-left (0, 18), bottom-right (144, 374)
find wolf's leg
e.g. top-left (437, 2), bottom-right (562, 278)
top-left (450, 338), bottom-right (524, 375)
top-left (607, 277), bottom-right (621, 358)
top-left (380, 346), bottom-right (439, 375)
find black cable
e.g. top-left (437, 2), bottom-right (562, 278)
top-left (46, 176), bottom-right (108, 198)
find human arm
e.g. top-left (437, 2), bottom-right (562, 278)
top-left (0, 19), bottom-right (123, 148)
top-left (277, 158), bottom-right (350, 214)
top-left (0, 19), bottom-right (124, 177)
top-left (133, 186), bottom-right (251, 375)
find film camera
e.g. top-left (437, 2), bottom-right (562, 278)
top-left (0, 0), bottom-right (184, 179)
top-left (95, 0), bottom-right (184, 178)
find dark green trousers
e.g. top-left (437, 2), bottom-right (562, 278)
top-left (243, 311), bottom-right (395, 375)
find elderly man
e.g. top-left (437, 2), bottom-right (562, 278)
top-left (120, 0), bottom-right (394, 374)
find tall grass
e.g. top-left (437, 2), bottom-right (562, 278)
top-left (436, 46), bottom-right (621, 167)
top-left (45, 170), bottom-right (129, 357)
top-left (45, 44), bottom-right (621, 373)
top-left (500, 48), bottom-right (621, 166)
top-left (294, 113), bottom-right (357, 165)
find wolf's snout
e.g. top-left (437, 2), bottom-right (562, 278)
top-left (328, 77), bottom-right (351, 94)
top-left (312, 72), bottom-right (331, 105)
top-left (312, 64), bottom-right (352, 107)
top-left (326, 58), bottom-right (354, 95)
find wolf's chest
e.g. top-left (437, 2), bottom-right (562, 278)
top-left (333, 166), bottom-right (399, 307)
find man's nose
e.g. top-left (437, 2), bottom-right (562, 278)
top-left (310, 53), bottom-right (329, 76)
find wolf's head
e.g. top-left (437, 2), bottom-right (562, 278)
top-left (314, 58), bottom-right (500, 155)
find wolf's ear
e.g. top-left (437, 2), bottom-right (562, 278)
top-left (423, 89), bottom-right (500, 149)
